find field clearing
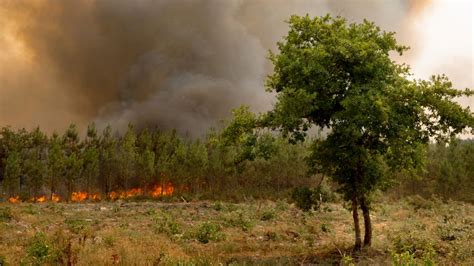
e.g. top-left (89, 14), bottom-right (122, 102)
top-left (0, 198), bottom-right (473, 265)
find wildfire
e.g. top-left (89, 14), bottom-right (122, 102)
top-left (107, 183), bottom-right (174, 200)
top-left (8, 196), bottom-right (20, 203)
top-left (28, 195), bottom-right (47, 203)
top-left (4, 183), bottom-right (175, 203)
top-left (71, 192), bottom-right (101, 202)
top-left (150, 183), bottom-right (174, 197)
top-left (51, 193), bottom-right (61, 202)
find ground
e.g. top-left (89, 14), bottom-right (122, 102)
top-left (0, 197), bottom-right (473, 265)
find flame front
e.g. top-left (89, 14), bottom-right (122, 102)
top-left (5, 183), bottom-right (175, 203)
top-left (51, 193), bottom-right (61, 202)
top-left (71, 192), bottom-right (101, 202)
top-left (8, 196), bottom-right (20, 203)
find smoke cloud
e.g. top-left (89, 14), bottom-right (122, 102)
top-left (0, 0), bottom-right (471, 136)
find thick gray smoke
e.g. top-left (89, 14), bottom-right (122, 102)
top-left (2, 0), bottom-right (470, 136)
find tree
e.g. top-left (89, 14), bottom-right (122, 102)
top-left (3, 150), bottom-right (22, 197)
top-left (117, 124), bottom-right (137, 189)
top-left (264, 15), bottom-right (473, 250)
top-left (82, 124), bottom-right (100, 194)
top-left (62, 124), bottom-right (83, 199)
top-left (99, 125), bottom-right (118, 194)
top-left (136, 128), bottom-right (155, 192)
top-left (24, 127), bottom-right (48, 197)
top-left (47, 133), bottom-right (64, 200)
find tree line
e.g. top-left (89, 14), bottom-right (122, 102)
top-left (0, 122), bottom-right (312, 201)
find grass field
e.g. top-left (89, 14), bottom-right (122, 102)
top-left (0, 197), bottom-right (473, 265)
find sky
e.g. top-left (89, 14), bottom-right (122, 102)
top-left (0, 0), bottom-right (472, 136)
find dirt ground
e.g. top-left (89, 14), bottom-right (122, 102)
top-left (0, 197), bottom-right (472, 265)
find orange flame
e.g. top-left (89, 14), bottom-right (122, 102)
top-left (150, 183), bottom-right (174, 197)
top-left (28, 195), bottom-right (47, 203)
top-left (8, 196), bottom-right (20, 203)
top-left (5, 183), bottom-right (175, 203)
top-left (107, 183), bottom-right (174, 200)
top-left (51, 193), bottom-right (61, 202)
top-left (71, 191), bottom-right (101, 202)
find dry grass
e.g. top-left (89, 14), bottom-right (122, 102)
top-left (0, 197), bottom-right (472, 265)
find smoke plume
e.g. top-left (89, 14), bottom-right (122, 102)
top-left (0, 0), bottom-right (471, 136)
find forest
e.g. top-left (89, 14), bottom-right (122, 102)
top-left (1, 13), bottom-right (473, 265)
top-left (0, 122), bottom-right (473, 204)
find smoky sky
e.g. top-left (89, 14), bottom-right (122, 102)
top-left (0, 0), bottom-right (471, 136)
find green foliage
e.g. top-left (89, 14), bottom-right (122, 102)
top-left (65, 218), bottom-right (93, 235)
top-left (291, 181), bottom-right (335, 212)
top-left (291, 187), bottom-right (314, 212)
top-left (223, 210), bottom-right (254, 232)
top-left (25, 232), bottom-right (50, 265)
top-left (195, 222), bottom-right (223, 244)
top-left (259, 13), bottom-right (473, 247)
top-left (260, 208), bottom-right (276, 221)
top-left (154, 212), bottom-right (182, 237)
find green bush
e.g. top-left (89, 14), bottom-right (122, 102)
top-left (65, 218), bottom-right (93, 235)
top-left (291, 181), bottom-right (336, 212)
top-left (24, 232), bottom-right (50, 265)
top-left (223, 210), bottom-right (254, 232)
top-left (154, 214), bottom-right (181, 236)
top-left (291, 187), bottom-right (314, 211)
top-left (196, 222), bottom-right (223, 243)
top-left (260, 209), bottom-right (276, 221)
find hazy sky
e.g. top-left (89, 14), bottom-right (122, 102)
top-left (0, 0), bottom-right (472, 136)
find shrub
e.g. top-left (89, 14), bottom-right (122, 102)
top-left (260, 209), bottom-right (276, 221)
top-left (24, 232), bottom-right (50, 264)
top-left (291, 181), bottom-right (336, 212)
top-left (223, 210), bottom-right (254, 232)
top-left (196, 222), bottom-right (223, 243)
top-left (291, 187), bottom-right (314, 211)
top-left (153, 212), bottom-right (182, 236)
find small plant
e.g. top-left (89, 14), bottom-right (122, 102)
top-left (320, 223), bottom-right (331, 233)
top-left (340, 254), bottom-right (355, 266)
top-left (391, 251), bottom-right (417, 266)
top-left (196, 222), bottom-right (223, 243)
top-left (0, 254), bottom-right (6, 266)
top-left (65, 218), bottom-right (92, 235)
top-left (224, 210), bottom-right (254, 232)
top-left (260, 209), bottom-right (276, 221)
top-left (25, 232), bottom-right (50, 264)
top-left (212, 201), bottom-right (224, 211)
top-left (0, 207), bottom-right (12, 222)
top-left (154, 213), bottom-right (182, 236)
top-left (23, 204), bottom-right (40, 215)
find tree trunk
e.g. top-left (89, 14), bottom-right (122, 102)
top-left (352, 197), bottom-right (362, 251)
top-left (360, 196), bottom-right (372, 247)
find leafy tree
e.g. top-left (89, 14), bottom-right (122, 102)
top-left (263, 15), bottom-right (473, 250)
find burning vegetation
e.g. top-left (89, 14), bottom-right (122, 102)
top-left (7, 183), bottom-right (174, 203)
